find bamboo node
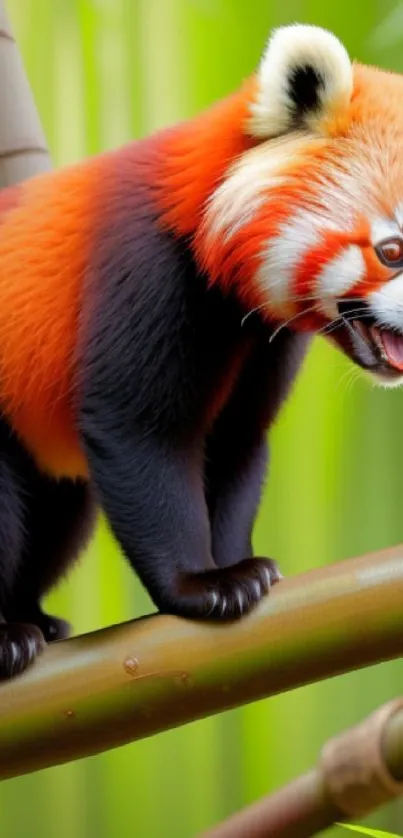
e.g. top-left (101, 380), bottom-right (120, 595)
top-left (320, 698), bottom-right (403, 817)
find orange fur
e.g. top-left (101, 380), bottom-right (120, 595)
top-left (348, 65), bottom-right (403, 215)
top-left (0, 159), bottom-right (104, 478)
top-left (2, 56), bottom-right (403, 478)
top-left (155, 79), bottom-right (258, 235)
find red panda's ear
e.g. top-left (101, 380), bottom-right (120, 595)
top-left (247, 24), bottom-right (353, 139)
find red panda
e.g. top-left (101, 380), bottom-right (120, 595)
top-left (0, 23), bottom-right (402, 680)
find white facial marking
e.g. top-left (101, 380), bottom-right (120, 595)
top-left (317, 244), bottom-right (365, 302)
top-left (395, 203), bottom-right (403, 230)
top-left (206, 134), bottom-right (314, 242)
top-left (371, 217), bottom-right (400, 247)
top-left (368, 274), bottom-right (403, 332)
top-left (255, 210), bottom-right (321, 310)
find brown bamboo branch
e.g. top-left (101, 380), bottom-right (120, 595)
top-left (199, 770), bottom-right (339, 838)
top-left (199, 699), bottom-right (403, 838)
top-left (0, 544), bottom-right (403, 781)
top-left (0, 2), bottom-right (51, 185)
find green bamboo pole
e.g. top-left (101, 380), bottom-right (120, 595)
top-left (0, 544), bottom-right (403, 781)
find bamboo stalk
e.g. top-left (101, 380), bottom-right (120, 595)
top-left (200, 700), bottom-right (403, 837)
top-left (0, 544), bottom-right (403, 781)
top-left (199, 771), bottom-right (339, 838)
top-left (0, 2), bottom-right (51, 185)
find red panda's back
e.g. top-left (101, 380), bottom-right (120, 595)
top-left (0, 158), bottom-right (104, 478)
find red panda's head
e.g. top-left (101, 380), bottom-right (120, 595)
top-left (198, 24), bottom-right (403, 386)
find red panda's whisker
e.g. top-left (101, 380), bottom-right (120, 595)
top-left (241, 294), bottom-right (319, 327)
top-left (318, 310), bottom-right (373, 337)
top-left (268, 305), bottom-right (318, 343)
top-left (242, 292), bottom-right (370, 330)
top-left (241, 303), bottom-right (271, 326)
top-left (243, 296), bottom-right (370, 333)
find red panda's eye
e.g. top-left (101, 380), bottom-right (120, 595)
top-left (377, 238), bottom-right (403, 267)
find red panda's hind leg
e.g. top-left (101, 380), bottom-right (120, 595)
top-left (5, 475), bottom-right (96, 643)
top-left (0, 422), bottom-right (48, 679)
top-left (0, 622), bottom-right (46, 680)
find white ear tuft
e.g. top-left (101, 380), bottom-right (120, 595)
top-left (248, 24), bottom-right (353, 139)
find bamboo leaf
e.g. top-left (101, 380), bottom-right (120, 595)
top-left (340, 824), bottom-right (402, 838)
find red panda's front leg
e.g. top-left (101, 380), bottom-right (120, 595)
top-left (79, 206), bottom-right (278, 620)
top-left (81, 414), bottom-right (277, 620)
top-left (206, 331), bottom-right (311, 568)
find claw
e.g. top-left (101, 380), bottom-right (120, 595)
top-left (263, 566), bottom-right (273, 591)
top-left (206, 590), bottom-right (219, 616)
top-left (235, 588), bottom-right (244, 614)
top-left (252, 578), bottom-right (262, 599)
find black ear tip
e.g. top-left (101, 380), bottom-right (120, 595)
top-left (288, 64), bottom-right (325, 114)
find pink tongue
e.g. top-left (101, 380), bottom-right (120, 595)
top-left (381, 330), bottom-right (403, 370)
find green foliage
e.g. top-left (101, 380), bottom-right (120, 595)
top-left (1, 1), bottom-right (403, 836)
top-left (341, 824), bottom-right (402, 837)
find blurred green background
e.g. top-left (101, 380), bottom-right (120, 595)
top-left (1, 0), bottom-right (403, 836)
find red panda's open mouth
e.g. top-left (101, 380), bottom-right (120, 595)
top-left (329, 311), bottom-right (403, 381)
top-left (352, 321), bottom-right (403, 372)
top-left (337, 319), bottom-right (403, 380)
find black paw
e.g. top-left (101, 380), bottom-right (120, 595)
top-left (161, 558), bottom-right (282, 622)
top-left (35, 612), bottom-right (71, 642)
top-left (0, 623), bottom-right (46, 681)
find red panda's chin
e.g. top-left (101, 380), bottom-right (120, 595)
top-left (326, 320), bottom-right (403, 387)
